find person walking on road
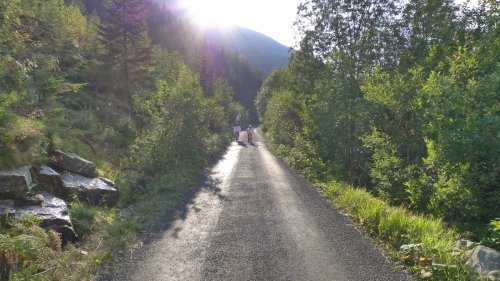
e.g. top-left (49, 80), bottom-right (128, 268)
top-left (246, 125), bottom-right (253, 144)
top-left (233, 114), bottom-right (241, 141)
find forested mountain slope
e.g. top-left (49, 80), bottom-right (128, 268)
top-left (206, 26), bottom-right (290, 75)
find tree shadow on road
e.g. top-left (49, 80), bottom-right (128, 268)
top-left (96, 141), bottom-right (244, 279)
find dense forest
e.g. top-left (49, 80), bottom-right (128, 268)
top-left (0, 0), bottom-right (261, 279)
top-left (257, 0), bottom-right (499, 250)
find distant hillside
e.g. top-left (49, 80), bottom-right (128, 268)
top-left (205, 27), bottom-right (290, 75)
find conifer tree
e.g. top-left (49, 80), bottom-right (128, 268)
top-left (99, 0), bottom-right (152, 101)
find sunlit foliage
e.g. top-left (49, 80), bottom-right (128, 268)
top-left (260, 0), bottom-right (500, 251)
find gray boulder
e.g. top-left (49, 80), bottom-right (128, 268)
top-left (60, 172), bottom-right (118, 206)
top-left (0, 166), bottom-right (35, 199)
top-left (98, 177), bottom-right (115, 188)
top-left (489, 271), bottom-right (500, 281)
top-left (0, 193), bottom-right (77, 243)
top-left (466, 245), bottom-right (500, 280)
top-left (49, 150), bottom-right (97, 178)
top-left (32, 165), bottom-right (65, 197)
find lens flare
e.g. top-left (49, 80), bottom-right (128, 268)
top-left (180, 0), bottom-right (236, 28)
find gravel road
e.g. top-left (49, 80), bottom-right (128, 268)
top-left (97, 130), bottom-right (411, 281)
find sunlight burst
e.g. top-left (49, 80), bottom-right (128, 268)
top-left (180, 0), bottom-right (237, 28)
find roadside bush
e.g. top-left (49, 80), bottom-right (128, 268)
top-left (276, 133), bottom-right (327, 182)
top-left (125, 58), bottom-right (232, 197)
top-left (128, 73), bottom-right (209, 177)
top-left (0, 214), bottom-right (94, 281)
top-left (264, 90), bottom-right (302, 147)
top-left (362, 129), bottom-right (408, 205)
top-left (482, 219), bottom-right (500, 249)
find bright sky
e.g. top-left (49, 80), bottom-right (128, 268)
top-left (180, 0), bottom-right (303, 47)
top-left (179, 0), bottom-right (478, 48)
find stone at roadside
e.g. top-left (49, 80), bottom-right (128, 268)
top-left (0, 166), bottom-right (35, 199)
top-left (49, 150), bottom-right (97, 178)
top-left (466, 245), bottom-right (500, 280)
top-left (456, 239), bottom-right (477, 250)
top-left (12, 192), bottom-right (77, 243)
top-left (32, 165), bottom-right (65, 197)
top-left (489, 270), bottom-right (500, 281)
top-left (60, 171), bottom-right (118, 206)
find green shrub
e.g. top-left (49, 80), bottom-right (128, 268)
top-left (482, 219), bottom-right (500, 250)
top-left (0, 116), bottom-right (48, 168)
top-left (276, 134), bottom-right (327, 182)
top-left (362, 129), bottom-right (408, 205)
top-left (70, 203), bottom-right (100, 237)
top-left (0, 214), bottom-right (65, 280)
top-left (264, 90), bottom-right (302, 148)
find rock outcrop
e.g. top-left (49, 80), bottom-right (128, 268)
top-left (0, 166), bottom-right (35, 199)
top-left (36, 150), bottom-right (120, 206)
top-left (465, 245), bottom-right (500, 280)
top-left (0, 150), bottom-right (118, 245)
top-left (49, 150), bottom-right (97, 178)
top-left (33, 165), bottom-right (65, 196)
top-left (0, 193), bottom-right (77, 243)
top-left (60, 172), bottom-right (118, 206)
top-left (33, 164), bottom-right (118, 207)
top-left (456, 240), bottom-right (500, 280)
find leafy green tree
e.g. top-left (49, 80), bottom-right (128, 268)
top-left (255, 68), bottom-right (292, 124)
top-left (398, 0), bottom-right (459, 70)
top-left (361, 68), bottom-right (426, 205)
top-left (129, 63), bottom-right (208, 176)
top-left (264, 90), bottom-right (303, 148)
top-left (417, 41), bottom-right (499, 223)
top-left (295, 0), bottom-right (399, 76)
top-left (291, 0), bottom-right (404, 184)
top-left (212, 78), bottom-right (248, 127)
top-left (128, 52), bottom-right (242, 180)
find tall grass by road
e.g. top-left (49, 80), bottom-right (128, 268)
top-left (321, 181), bottom-right (479, 280)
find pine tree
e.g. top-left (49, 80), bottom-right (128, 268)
top-left (99, 0), bottom-right (152, 101)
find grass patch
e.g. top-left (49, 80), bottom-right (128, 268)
top-left (320, 181), bottom-right (479, 280)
